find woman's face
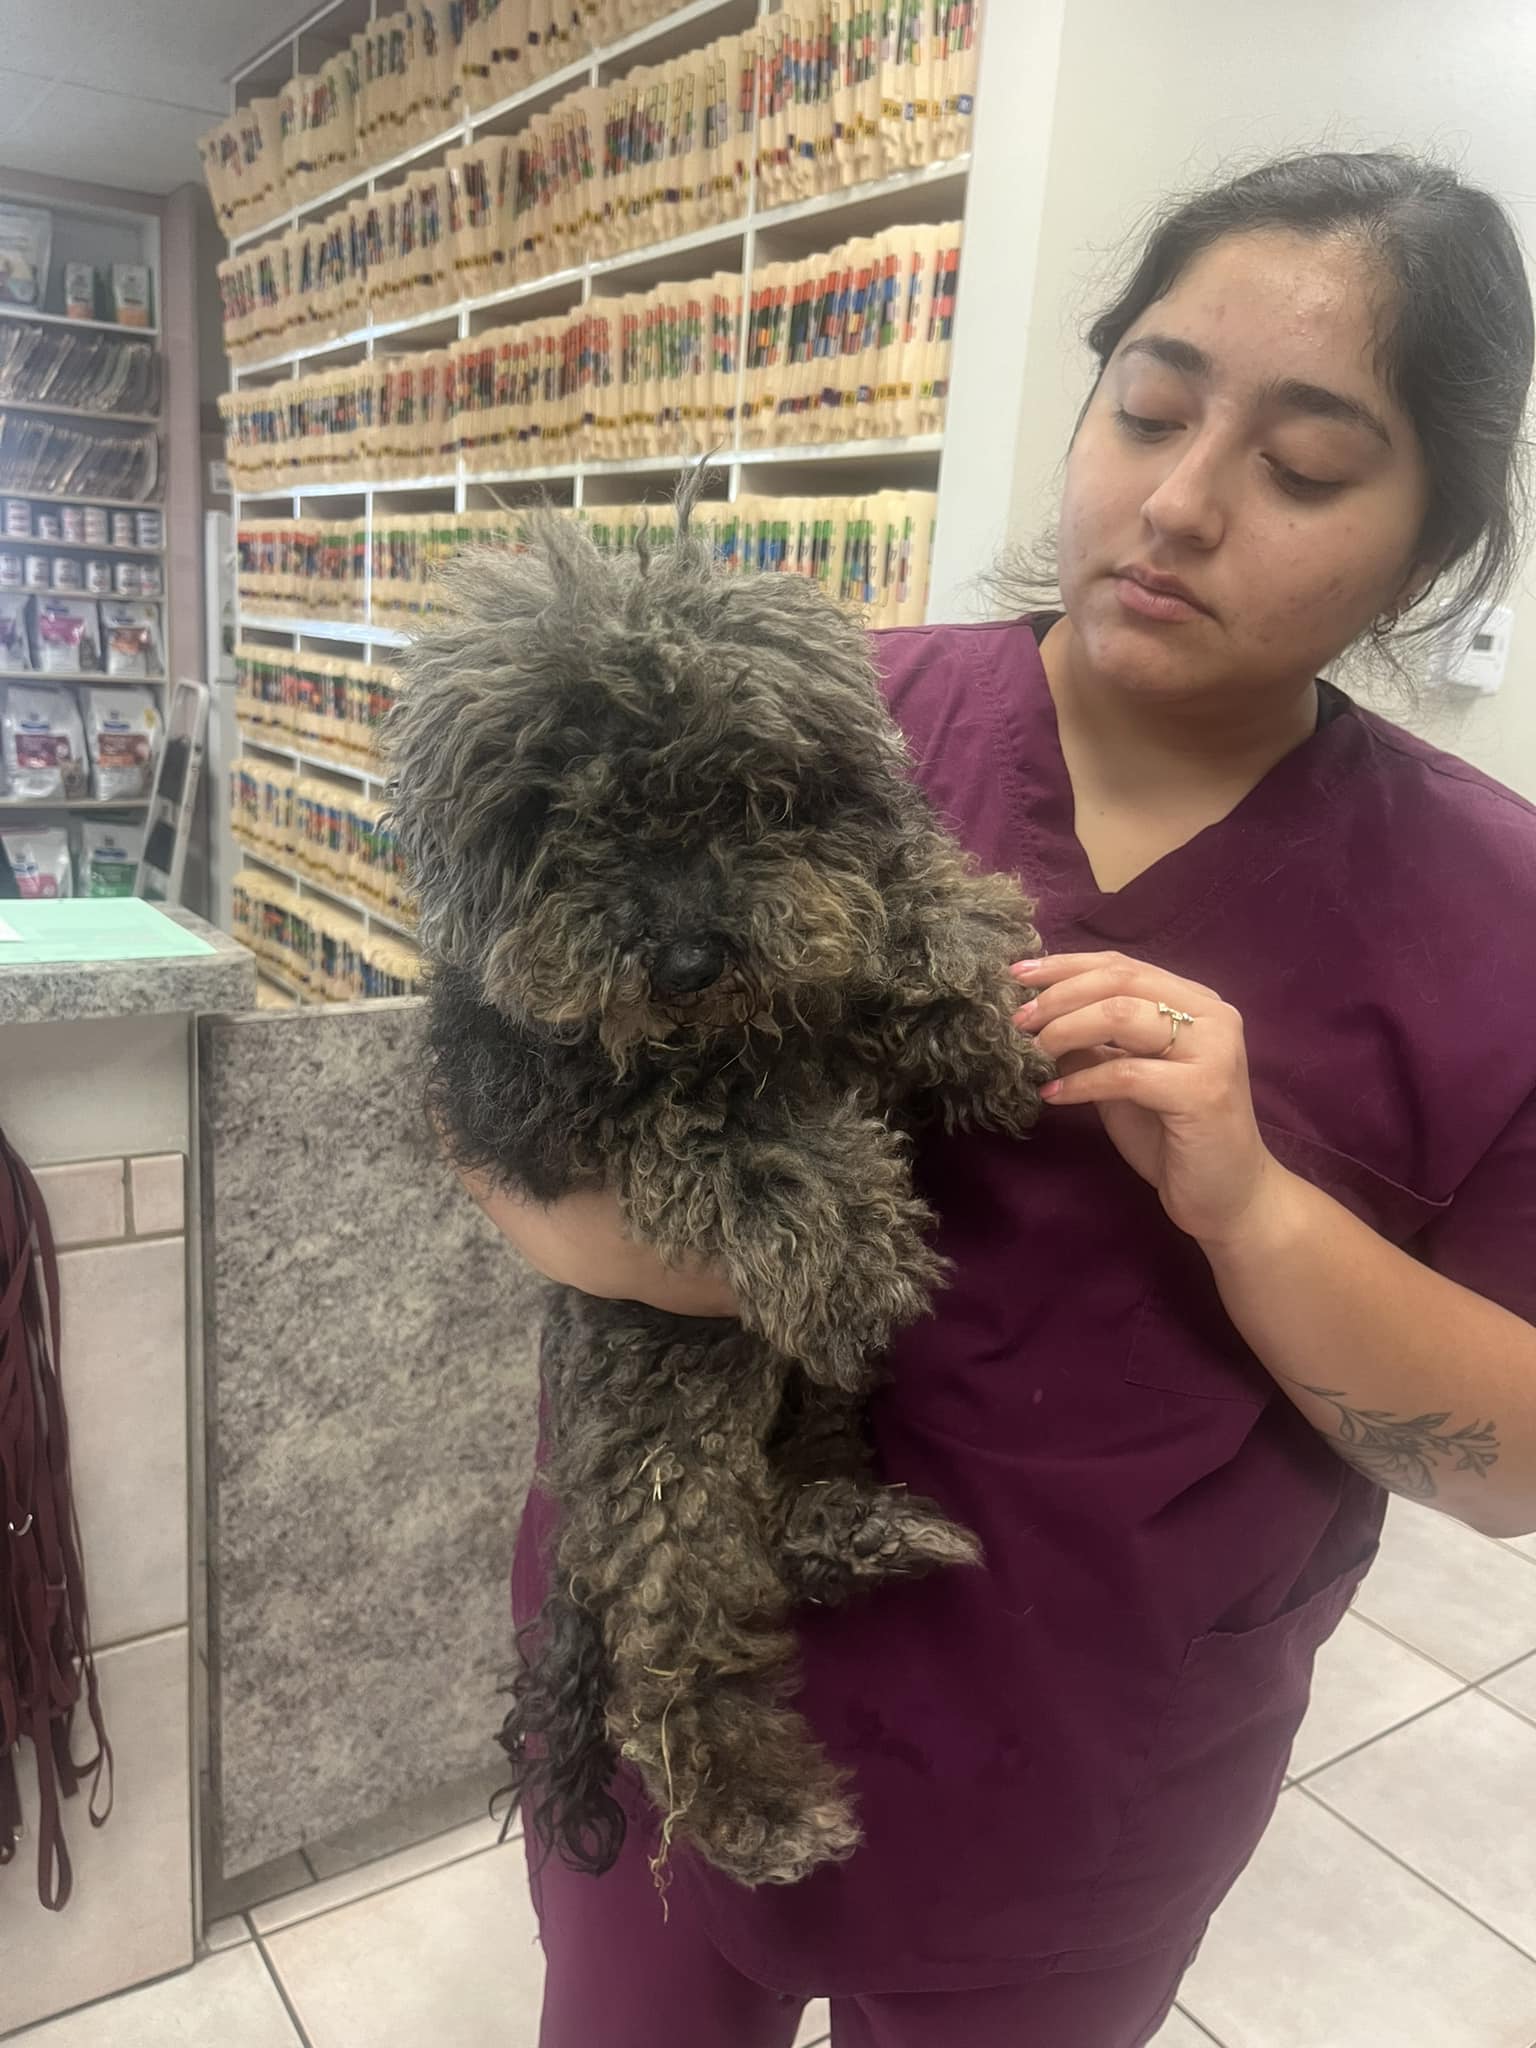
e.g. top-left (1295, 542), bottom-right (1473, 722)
top-left (1058, 229), bottom-right (1434, 704)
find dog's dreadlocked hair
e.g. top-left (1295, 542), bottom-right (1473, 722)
top-left (387, 465), bottom-right (1051, 1888)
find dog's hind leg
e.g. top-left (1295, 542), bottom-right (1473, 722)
top-left (768, 1378), bottom-right (981, 1607)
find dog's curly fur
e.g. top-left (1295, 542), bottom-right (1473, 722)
top-left (385, 475), bottom-right (1052, 1888)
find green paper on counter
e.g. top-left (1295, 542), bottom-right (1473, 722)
top-left (0, 899), bottom-right (214, 964)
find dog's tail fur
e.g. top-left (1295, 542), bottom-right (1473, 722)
top-left (491, 1593), bottom-right (627, 1876)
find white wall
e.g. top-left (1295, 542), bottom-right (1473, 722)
top-left (1006, 0), bottom-right (1536, 797)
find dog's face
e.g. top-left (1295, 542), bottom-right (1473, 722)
top-left (387, 512), bottom-right (914, 1059)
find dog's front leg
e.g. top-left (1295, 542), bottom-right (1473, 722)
top-left (619, 1092), bottom-right (947, 1391)
top-left (880, 856), bottom-right (1055, 1138)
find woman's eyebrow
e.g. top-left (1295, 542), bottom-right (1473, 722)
top-left (1119, 334), bottom-right (1393, 447)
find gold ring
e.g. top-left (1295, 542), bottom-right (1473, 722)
top-left (1156, 1002), bottom-right (1195, 1057)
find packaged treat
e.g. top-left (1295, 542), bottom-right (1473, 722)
top-left (2, 682), bottom-right (87, 798)
top-left (83, 685), bottom-right (158, 799)
top-left (110, 511), bottom-right (135, 546)
top-left (0, 205), bottom-right (52, 308)
top-left (64, 261), bottom-right (96, 320)
top-left (76, 818), bottom-right (140, 897)
top-left (52, 556), bottom-right (82, 590)
top-left (110, 263), bottom-right (152, 328)
top-left (82, 507), bottom-right (110, 544)
top-left (0, 591), bottom-right (30, 667)
top-left (24, 554), bottom-right (49, 590)
top-left (136, 560), bottom-right (163, 597)
top-left (101, 599), bottom-right (161, 677)
top-left (134, 509), bottom-right (163, 547)
top-left (0, 552), bottom-right (20, 590)
top-left (60, 506), bottom-right (84, 542)
top-left (34, 511), bottom-right (60, 541)
top-left (32, 596), bottom-right (102, 674)
top-left (4, 499), bottom-right (30, 537)
top-left (84, 558), bottom-right (111, 594)
top-left (112, 561), bottom-right (141, 596)
top-left (0, 825), bottom-right (72, 898)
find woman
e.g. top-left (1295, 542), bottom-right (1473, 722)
top-left (471, 152), bottom-right (1536, 2046)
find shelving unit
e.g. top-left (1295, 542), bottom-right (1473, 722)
top-left (0, 187), bottom-right (170, 861)
top-left (217, 0), bottom-right (1024, 973)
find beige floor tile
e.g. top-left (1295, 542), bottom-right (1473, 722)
top-left (1288, 1612), bottom-right (1462, 1777)
top-left (1177, 1789), bottom-right (1536, 2047)
top-left (201, 1913), bottom-right (255, 1954)
top-left (262, 1836), bottom-right (542, 2048)
top-left (795, 1997), bottom-right (831, 2044)
top-left (249, 1811), bottom-right (509, 1935)
top-left (1308, 1691), bottom-right (1536, 1959)
top-left (303, 1765), bottom-right (509, 1880)
top-left (32, 1158), bottom-right (125, 1247)
top-left (1150, 2011), bottom-right (1221, 2047)
top-left (1484, 1653), bottom-right (1536, 1726)
top-left (1351, 1499), bottom-right (1536, 1679)
top-left (1506, 1534), bottom-right (1536, 1562)
top-left (0, 1633), bottom-right (192, 2038)
top-left (2, 1946), bottom-right (302, 2047)
top-left (205, 1848), bottom-right (314, 1921)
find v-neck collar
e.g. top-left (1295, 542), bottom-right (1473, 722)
top-left (967, 616), bottom-right (1364, 948)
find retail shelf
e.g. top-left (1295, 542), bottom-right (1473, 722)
top-left (238, 613), bottom-right (410, 648)
top-left (0, 398), bottom-right (160, 426)
top-left (1, 536), bottom-right (166, 557)
top-left (227, 0), bottom-right (751, 251)
top-left (0, 795), bottom-right (150, 810)
top-left (0, 669), bottom-right (167, 684)
top-left (238, 730), bottom-right (386, 788)
top-left (0, 306), bottom-right (159, 339)
top-left (0, 490), bottom-right (163, 511)
top-left (228, 157), bottom-right (972, 380)
top-left (232, 834), bottom-right (417, 940)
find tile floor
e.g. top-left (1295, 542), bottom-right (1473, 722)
top-left (5, 1497), bottom-right (1536, 2048)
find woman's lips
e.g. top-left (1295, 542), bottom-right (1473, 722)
top-left (1112, 571), bottom-right (1210, 623)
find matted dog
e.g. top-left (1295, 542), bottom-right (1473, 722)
top-left (386, 474), bottom-right (1050, 1888)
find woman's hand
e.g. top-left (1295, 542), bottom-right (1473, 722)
top-left (1011, 950), bottom-right (1281, 1251)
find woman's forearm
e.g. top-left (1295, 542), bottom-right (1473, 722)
top-left (457, 1169), bottom-right (741, 1318)
top-left (1203, 1162), bottom-right (1536, 1537)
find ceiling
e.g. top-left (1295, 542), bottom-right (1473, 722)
top-left (0, 0), bottom-right (317, 195)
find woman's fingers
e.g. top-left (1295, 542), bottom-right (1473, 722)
top-left (1026, 994), bottom-right (1195, 1064)
top-left (1010, 951), bottom-right (1220, 1026)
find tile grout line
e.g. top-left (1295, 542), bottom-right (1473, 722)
top-left (1348, 1604), bottom-right (1536, 1685)
top-left (1294, 1783), bottom-right (1536, 1972)
top-left (251, 1823), bottom-right (525, 1939)
top-left (1172, 2004), bottom-right (1230, 2046)
top-left (1290, 1675), bottom-right (1478, 1785)
top-left (250, 1931), bottom-right (317, 2048)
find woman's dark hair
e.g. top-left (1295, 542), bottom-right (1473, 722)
top-left (1010, 151), bottom-right (1533, 651)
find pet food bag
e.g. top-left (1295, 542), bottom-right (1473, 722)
top-left (76, 818), bottom-right (140, 897)
top-left (64, 262), bottom-right (96, 321)
top-left (1, 683), bottom-right (87, 799)
top-left (100, 600), bottom-right (162, 679)
top-left (0, 205), bottom-right (53, 309)
top-left (110, 263), bottom-right (153, 329)
top-left (0, 591), bottom-right (31, 671)
top-left (32, 597), bottom-right (103, 675)
top-left (0, 825), bottom-right (72, 898)
top-left (84, 686), bottom-right (159, 801)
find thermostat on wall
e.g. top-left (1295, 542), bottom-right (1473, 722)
top-left (1429, 604), bottom-right (1513, 694)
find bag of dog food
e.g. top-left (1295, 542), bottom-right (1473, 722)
top-left (110, 263), bottom-right (152, 328)
top-left (32, 597), bottom-right (103, 675)
top-left (0, 205), bottom-right (52, 309)
top-left (64, 262), bottom-right (96, 321)
top-left (100, 599), bottom-right (162, 679)
top-left (0, 591), bottom-right (31, 671)
top-left (1, 683), bottom-right (87, 799)
top-left (83, 685), bottom-right (158, 800)
top-left (76, 818), bottom-right (140, 897)
top-left (0, 825), bottom-right (72, 898)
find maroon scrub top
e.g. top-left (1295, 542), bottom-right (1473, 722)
top-left (513, 614), bottom-right (1536, 1996)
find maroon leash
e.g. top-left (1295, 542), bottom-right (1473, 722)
top-left (0, 1131), bottom-right (113, 1910)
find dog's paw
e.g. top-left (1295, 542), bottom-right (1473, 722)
top-left (795, 1222), bottom-right (947, 1387)
top-left (782, 1480), bottom-right (982, 1603)
top-left (694, 1790), bottom-right (862, 1887)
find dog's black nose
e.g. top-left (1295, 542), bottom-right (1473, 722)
top-left (650, 936), bottom-right (727, 997)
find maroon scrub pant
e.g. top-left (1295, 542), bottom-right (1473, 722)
top-left (526, 1824), bottom-right (1197, 2048)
